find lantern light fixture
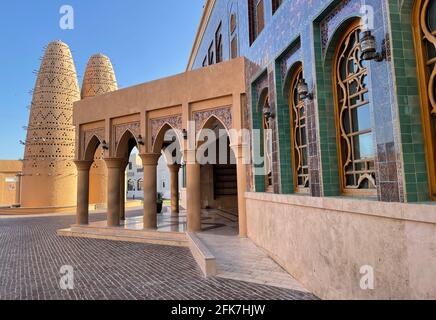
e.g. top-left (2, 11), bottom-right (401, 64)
top-left (137, 135), bottom-right (145, 146)
top-left (297, 78), bottom-right (313, 100)
top-left (360, 31), bottom-right (386, 62)
top-left (101, 140), bottom-right (109, 150)
top-left (182, 129), bottom-right (188, 140)
top-left (263, 103), bottom-right (275, 121)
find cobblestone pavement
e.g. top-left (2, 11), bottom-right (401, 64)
top-left (0, 212), bottom-right (318, 300)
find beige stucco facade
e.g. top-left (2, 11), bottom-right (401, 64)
top-left (0, 161), bottom-right (22, 207)
top-left (73, 57), bottom-right (249, 235)
top-left (246, 192), bottom-right (436, 299)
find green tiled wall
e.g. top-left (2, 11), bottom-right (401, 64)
top-left (387, 0), bottom-right (430, 202)
top-left (274, 62), bottom-right (295, 194)
top-left (312, 23), bottom-right (341, 196)
top-left (251, 83), bottom-right (267, 193)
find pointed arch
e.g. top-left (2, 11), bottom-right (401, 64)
top-left (330, 18), bottom-right (376, 194)
top-left (115, 129), bottom-right (138, 159)
top-left (324, 16), bottom-right (362, 62)
top-left (256, 87), bottom-right (269, 114)
top-left (152, 123), bottom-right (183, 155)
top-left (282, 61), bottom-right (303, 102)
top-left (84, 135), bottom-right (101, 161)
top-left (196, 114), bottom-right (232, 148)
top-left (288, 63), bottom-right (310, 192)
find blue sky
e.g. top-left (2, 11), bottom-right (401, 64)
top-left (0, 1), bottom-right (204, 159)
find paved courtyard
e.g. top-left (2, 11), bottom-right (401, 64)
top-left (0, 211), bottom-right (317, 300)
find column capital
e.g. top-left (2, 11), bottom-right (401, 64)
top-left (230, 143), bottom-right (250, 160)
top-left (74, 160), bottom-right (93, 171)
top-left (104, 158), bottom-right (125, 169)
top-left (168, 164), bottom-right (181, 172)
top-left (139, 153), bottom-right (161, 166)
top-left (183, 149), bottom-right (197, 165)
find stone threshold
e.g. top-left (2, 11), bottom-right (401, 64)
top-left (57, 225), bottom-right (189, 247)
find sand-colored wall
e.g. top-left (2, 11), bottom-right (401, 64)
top-left (0, 161), bottom-right (22, 207)
top-left (246, 192), bottom-right (436, 300)
top-left (21, 41), bottom-right (79, 208)
top-left (89, 146), bottom-right (108, 205)
top-left (82, 54), bottom-right (118, 206)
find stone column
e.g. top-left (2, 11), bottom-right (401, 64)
top-left (105, 158), bottom-right (123, 227)
top-left (186, 149), bottom-right (201, 232)
top-left (15, 173), bottom-right (22, 206)
top-left (139, 153), bottom-right (161, 230)
top-left (232, 144), bottom-right (248, 238)
top-left (119, 161), bottom-right (128, 221)
top-left (168, 164), bottom-right (181, 216)
top-left (74, 160), bottom-right (93, 226)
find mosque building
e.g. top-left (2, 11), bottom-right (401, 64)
top-left (1, 0), bottom-right (435, 300)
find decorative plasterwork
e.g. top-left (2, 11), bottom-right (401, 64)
top-left (320, 0), bottom-right (361, 54)
top-left (193, 106), bottom-right (232, 133)
top-left (81, 127), bottom-right (104, 159)
top-left (150, 115), bottom-right (183, 146)
top-left (112, 122), bottom-right (140, 151)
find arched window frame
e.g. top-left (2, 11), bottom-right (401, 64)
top-left (229, 9), bottom-right (238, 59)
top-left (137, 178), bottom-right (144, 192)
top-left (289, 65), bottom-right (310, 193)
top-left (413, 0), bottom-right (436, 200)
top-left (332, 20), bottom-right (377, 195)
top-left (261, 93), bottom-right (274, 192)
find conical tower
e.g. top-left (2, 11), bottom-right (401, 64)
top-left (81, 54), bottom-right (118, 98)
top-left (21, 41), bottom-right (80, 208)
top-left (82, 54), bottom-right (118, 206)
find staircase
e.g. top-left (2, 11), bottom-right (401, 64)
top-left (213, 165), bottom-right (237, 197)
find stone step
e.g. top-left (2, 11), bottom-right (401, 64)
top-left (58, 227), bottom-right (189, 247)
top-left (215, 209), bottom-right (238, 222)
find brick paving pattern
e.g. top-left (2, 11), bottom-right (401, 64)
top-left (0, 212), bottom-right (317, 300)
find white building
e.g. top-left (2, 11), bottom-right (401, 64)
top-left (126, 153), bottom-right (183, 200)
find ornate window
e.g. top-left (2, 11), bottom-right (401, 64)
top-left (127, 179), bottom-right (135, 191)
top-left (262, 95), bottom-right (273, 192)
top-left (290, 65), bottom-right (309, 192)
top-left (215, 22), bottom-right (223, 63)
top-left (137, 178), bottom-right (144, 191)
top-left (248, 0), bottom-right (265, 45)
top-left (333, 22), bottom-right (376, 194)
top-left (413, 0), bottom-right (436, 200)
top-left (208, 42), bottom-right (215, 65)
top-left (230, 13), bottom-right (238, 59)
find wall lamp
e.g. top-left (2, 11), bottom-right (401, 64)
top-left (263, 105), bottom-right (275, 121)
top-left (101, 140), bottom-right (109, 150)
top-left (360, 31), bottom-right (386, 62)
top-left (297, 79), bottom-right (313, 100)
top-left (137, 135), bottom-right (145, 146)
top-left (182, 129), bottom-right (188, 140)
